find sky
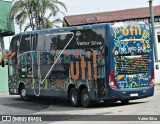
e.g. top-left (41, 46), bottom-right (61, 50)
top-left (3, 0), bottom-right (160, 49)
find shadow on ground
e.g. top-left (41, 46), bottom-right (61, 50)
top-left (2, 96), bottom-right (148, 111)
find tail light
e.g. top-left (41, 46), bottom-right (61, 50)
top-left (109, 70), bottom-right (118, 89)
top-left (111, 23), bottom-right (115, 26)
top-left (144, 21), bottom-right (148, 25)
top-left (149, 68), bottom-right (154, 86)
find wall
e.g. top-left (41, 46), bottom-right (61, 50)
top-left (155, 23), bottom-right (160, 60)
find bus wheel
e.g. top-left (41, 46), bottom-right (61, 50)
top-left (20, 85), bottom-right (28, 101)
top-left (121, 100), bottom-right (129, 104)
top-left (70, 88), bottom-right (81, 107)
top-left (81, 88), bottom-right (90, 107)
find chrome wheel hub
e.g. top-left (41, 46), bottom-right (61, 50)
top-left (21, 89), bottom-right (26, 97)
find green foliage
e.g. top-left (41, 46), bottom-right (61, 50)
top-left (10, 0), bottom-right (67, 31)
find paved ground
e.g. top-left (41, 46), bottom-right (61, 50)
top-left (0, 65), bottom-right (8, 92)
top-left (0, 86), bottom-right (159, 124)
top-left (0, 65), bottom-right (160, 123)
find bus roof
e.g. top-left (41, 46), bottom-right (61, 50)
top-left (14, 23), bottom-right (109, 37)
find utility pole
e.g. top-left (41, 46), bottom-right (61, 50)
top-left (149, 0), bottom-right (158, 60)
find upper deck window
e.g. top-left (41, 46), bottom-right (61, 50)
top-left (19, 34), bottom-right (38, 52)
top-left (10, 36), bottom-right (20, 52)
top-left (44, 28), bottom-right (105, 50)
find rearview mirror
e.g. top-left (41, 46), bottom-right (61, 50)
top-left (1, 60), bottom-right (5, 67)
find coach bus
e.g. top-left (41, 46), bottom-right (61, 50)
top-left (1, 22), bottom-right (154, 107)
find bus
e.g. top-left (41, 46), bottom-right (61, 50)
top-left (2, 22), bottom-right (154, 107)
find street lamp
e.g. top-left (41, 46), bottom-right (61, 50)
top-left (149, 0), bottom-right (158, 60)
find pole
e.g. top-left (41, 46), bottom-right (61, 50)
top-left (149, 0), bottom-right (158, 60)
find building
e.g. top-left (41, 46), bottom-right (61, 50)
top-left (64, 5), bottom-right (160, 58)
top-left (0, 0), bottom-right (14, 59)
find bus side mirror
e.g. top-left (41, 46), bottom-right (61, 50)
top-left (1, 60), bottom-right (5, 67)
top-left (156, 65), bottom-right (159, 70)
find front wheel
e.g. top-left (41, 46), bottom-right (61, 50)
top-left (81, 88), bottom-right (90, 107)
top-left (20, 85), bottom-right (28, 101)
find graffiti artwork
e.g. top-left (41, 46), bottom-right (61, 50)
top-left (112, 22), bottom-right (152, 89)
top-left (6, 22), bottom-right (154, 107)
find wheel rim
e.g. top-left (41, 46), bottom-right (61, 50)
top-left (82, 93), bottom-right (89, 103)
top-left (21, 89), bottom-right (26, 97)
top-left (71, 91), bottom-right (77, 104)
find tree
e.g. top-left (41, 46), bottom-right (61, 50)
top-left (10, 0), bottom-right (67, 31)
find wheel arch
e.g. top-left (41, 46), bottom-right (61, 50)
top-left (18, 82), bottom-right (25, 94)
top-left (67, 84), bottom-right (75, 98)
top-left (78, 84), bottom-right (88, 94)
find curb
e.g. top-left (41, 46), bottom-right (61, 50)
top-left (0, 92), bottom-right (9, 95)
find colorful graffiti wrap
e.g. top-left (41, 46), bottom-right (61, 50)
top-left (112, 22), bottom-right (152, 89)
top-left (9, 47), bottom-right (106, 98)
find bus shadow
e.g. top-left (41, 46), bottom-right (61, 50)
top-left (89, 101), bottom-right (147, 108)
top-left (2, 96), bottom-right (148, 111)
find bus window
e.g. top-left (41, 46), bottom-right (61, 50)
top-left (50, 35), bottom-right (58, 50)
top-left (44, 33), bottom-right (73, 51)
top-left (44, 34), bottom-right (57, 51)
top-left (19, 34), bottom-right (38, 52)
top-left (19, 35), bottom-right (31, 52)
top-left (70, 28), bottom-right (104, 49)
top-left (36, 34), bottom-right (45, 51)
top-left (57, 33), bottom-right (73, 50)
top-left (10, 36), bottom-right (19, 53)
top-left (9, 36), bottom-right (20, 65)
top-left (31, 34), bottom-right (38, 50)
top-left (50, 64), bottom-right (69, 79)
top-left (44, 28), bottom-right (104, 51)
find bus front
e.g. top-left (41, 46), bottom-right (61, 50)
top-left (109, 22), bottom-right (154, 102)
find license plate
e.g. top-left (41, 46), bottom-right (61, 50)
top-left (130, 93), bottom-right (138, 97)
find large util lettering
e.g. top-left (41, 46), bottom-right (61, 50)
top-left (122, 25), bottom-right (141, 36)
top-left (71, 50), bottom-right (97, 81)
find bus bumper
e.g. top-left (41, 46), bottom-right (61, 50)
top-left (108, 85), bottom-right (154, 100)
top-left (9, 88), bottom-right (19, 95)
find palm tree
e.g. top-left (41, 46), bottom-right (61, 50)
top-left (10, 0), bottom-right (67, 31)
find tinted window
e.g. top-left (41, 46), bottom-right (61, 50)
top-left (10, 36), bottom-right (19, 52)
top-left (19, 34), bottom-right (38, 52)
top-left (44, 33), bottom-right (73, 50)
top-left (44, 28), bottom-right (105, 50)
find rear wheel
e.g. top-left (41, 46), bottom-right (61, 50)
top-left (121, 100), bottom-right (129, 104)
top-left (20, 85), bottom-right (28, 101)
top-left (81, 88), bottom-right (90, 107)
top-left (70, 88), bottom-right (81, 107)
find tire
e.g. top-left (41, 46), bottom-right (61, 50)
top-left (81, 88), bottom-right (90, 107)
top-left (20, 85), bottom-right (28, 101)
top-left (121, 100), bottom-right (129, 104)
top-left (70, 88), bottom-right (81, 107)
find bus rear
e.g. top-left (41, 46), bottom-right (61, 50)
top-left (108, 22), bottom-right (154, 102)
